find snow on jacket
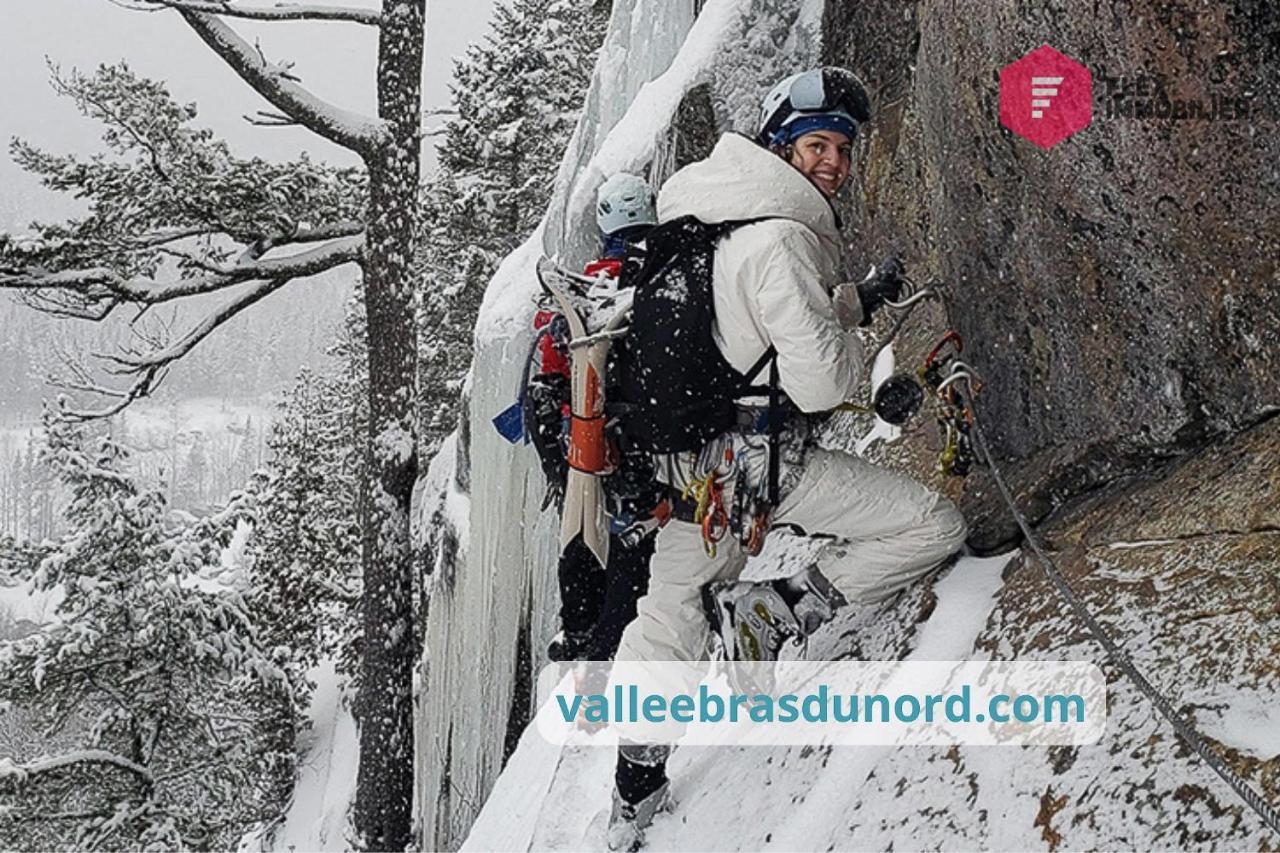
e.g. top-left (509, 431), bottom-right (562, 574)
top-left (656, 133), bottom-right (864, 413)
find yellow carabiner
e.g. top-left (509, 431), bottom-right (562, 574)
top-left (938, 423), bottom-right (958, 475)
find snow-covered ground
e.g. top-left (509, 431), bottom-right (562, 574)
top-left (463, 553), bottom-right (1015, 852)
top-left (246, 659), bottom-right (359, 853)
top-left (0, 578), bottom-right (61, 634)
top-left (117, 397), bottom-right (273, 450)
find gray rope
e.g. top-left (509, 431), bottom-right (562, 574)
top-left (966, 398), bottom-right (1280, 837)
top-left (864, 278), bottom-right (936, 370)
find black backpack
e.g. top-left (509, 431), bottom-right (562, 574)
top-left (609, 216), bottom-right (780, 457)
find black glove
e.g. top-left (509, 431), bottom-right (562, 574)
top-left (855, 256), bottom-right (904, 326)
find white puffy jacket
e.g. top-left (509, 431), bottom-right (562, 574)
top-left (656, 133), bottom-right (864, 413)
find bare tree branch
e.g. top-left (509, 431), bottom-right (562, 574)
top-left (105, 276), bottom-right (291, 371)
top-left (127, 0), bottom-right (381, 25)
top-left (172, 10), bottom-right (387, 155)
top-left (5, 231), bottom-right (361, 419)
top-left (2, 749), bottom-right (154, 784)
top-left (244, 109), bottom-right (296, 127)
top-left (55, 275), bottom-right (286, 420)
top-left (1, 234), bottom-right (364, 305)
top-left (54, 377), bottom-right (131, 399)
top-left (19, 291), bottom-right (123, 321)
top-left (58, 366), bottom-right (166, 421)
top-left (49, 354), bottom-right (131, 400)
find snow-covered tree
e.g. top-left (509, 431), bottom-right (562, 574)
top-left (0, 409), bottom-right (295, 851)
top-left (0, 4), bottom-right (424, 844)
top-left (245, 299), bottom-right (367, 692)
top-left (173, 433), bottom-right (210, 513)
top-left (418, 0), bottom-right (608, 447)
top-left (0, 446), bottom-right (61, 542)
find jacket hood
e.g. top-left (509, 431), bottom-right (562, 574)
top-left (656, 133), bottom-right (841, 250)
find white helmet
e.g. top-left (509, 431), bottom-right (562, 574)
top-left (758, 66), bottom-right (871, 146)
top-left (596, 173), bottom-right (657, 236)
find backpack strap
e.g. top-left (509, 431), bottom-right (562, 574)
top-left (767, 354), bottom-right (782, 508)
top-left (735, 345), bottom-right (784, 509)
top-left (702, 217), bottom-right (791, 507)
top-left (705, 216), bottom-right (774, 242)
top-left (738, 345), bottom-right (777, 389)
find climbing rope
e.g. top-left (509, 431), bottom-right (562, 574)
top-left (943, 368), bottom-right (1280, 836)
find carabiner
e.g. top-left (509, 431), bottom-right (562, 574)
top-left (924, 330), bottom-right (964, 370)
top-left (700, 476), bottom-right (730, 557)
top-left (938, 422), bottom-right (959, 475)
top-left (745, 509), bottom-right (770, 556)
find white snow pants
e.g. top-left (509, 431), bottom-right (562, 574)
top-left (613, 447), bottom-right (968, 665)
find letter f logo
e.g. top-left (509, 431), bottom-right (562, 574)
top-left (1000, 45), bottom-right (1092, 148)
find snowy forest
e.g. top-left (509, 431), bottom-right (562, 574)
top-left (2, 0), bottom-right (1278, 852)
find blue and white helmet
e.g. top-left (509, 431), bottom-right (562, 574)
top-left (758, 66), bottom-right (871, 147)
top-left (596, 173), bottom-right (657, 236)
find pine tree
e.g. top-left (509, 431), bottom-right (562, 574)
top-left (0, 3), bottom-right (426, 839)
top-left (244, 300), bottom-right (367, 691)
top-left (0, 408), bottom-right (297, 851)
top-left (417, 0), bottom-right (609, 449)
top-left (174, 434), bottom-right (210, 513)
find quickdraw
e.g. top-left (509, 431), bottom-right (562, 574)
top-left (918, 331), bottom-right (984, 477)
top-left (683, 448), bottom-right (734, 557)
top-left (862, 328), bottom-right (986, 477)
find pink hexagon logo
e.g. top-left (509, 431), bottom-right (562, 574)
top-left (1000, 45), bottom-right (1092, 148)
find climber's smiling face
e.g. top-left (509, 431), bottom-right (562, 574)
top-left (788, 129), bottom-right (853, 198)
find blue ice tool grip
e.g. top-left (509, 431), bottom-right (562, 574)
top-left (492, 401), bottom-right (527, 444)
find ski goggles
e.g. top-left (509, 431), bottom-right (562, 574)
top-left (784, 67), bottom-right (871, 129)
top-left (774, 112), bottom-right (860, 146)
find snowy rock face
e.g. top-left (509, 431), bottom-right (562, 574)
top-left (823, 0), bottom-right (1280, 551)
top-left (810, 5), bottom-right (1280, 843)
top-left (461, 417), bottom-right (1279, 853)
top-left (824, 417), bottom-right (1279, 850)
top-left (423, 1), bottom-right (1278, 850)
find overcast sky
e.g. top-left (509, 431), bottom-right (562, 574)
top-left (0, 0), bottom-right (494, 227)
